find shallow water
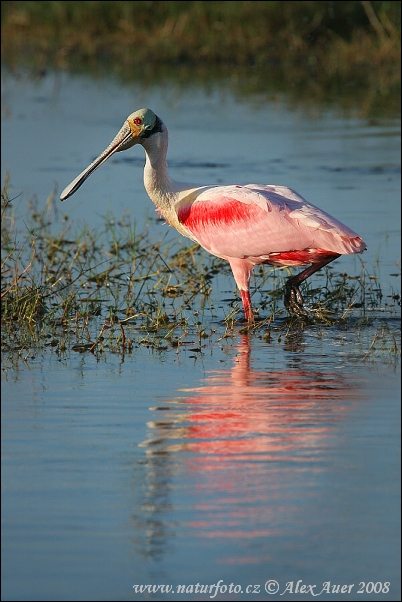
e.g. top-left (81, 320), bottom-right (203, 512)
top-left (1, 71), bottom-right (401, 601)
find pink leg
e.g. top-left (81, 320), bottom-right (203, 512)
top-left (227, 258), bottom-right (255, 322)
top-left (240, 289), bottom-right (254, 323)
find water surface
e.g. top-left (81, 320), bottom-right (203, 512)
top-left (1, 71), bottom-right (401, 601)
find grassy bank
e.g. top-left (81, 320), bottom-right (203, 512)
top-left (1, 1), bottom-right (400, 116)
top-left (1, 177), bottom-right (400, 363)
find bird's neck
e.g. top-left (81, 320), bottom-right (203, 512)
top-left (141, 130), bottom-right (198, 234)
top-left (142, 131), bottom-right (179, 216)
top-left (144, 154), bottom-right (176, 209)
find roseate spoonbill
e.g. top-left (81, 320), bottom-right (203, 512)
top-left (60, 108), bottom-right (366, 321)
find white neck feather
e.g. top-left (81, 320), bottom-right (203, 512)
top-left (140, 126), bottom-right (202, 234)
top-left (141, 127), bottom-right (177, 209)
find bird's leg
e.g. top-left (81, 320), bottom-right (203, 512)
top-left (240, 290), bottom-right (254, 323)
top-left (284, 255), bottom-right (340, 316)
top-left (284, 280), bottom-right (307, 316)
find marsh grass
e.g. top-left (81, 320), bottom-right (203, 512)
top-left (1, 179), bottom-right (400, 364)
top-left (1, 1), bottom-right (400, 117)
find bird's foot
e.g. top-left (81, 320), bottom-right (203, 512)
top-left (284, 283), bottom-right (309, 317)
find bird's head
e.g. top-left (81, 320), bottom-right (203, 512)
top-left (60, 108), bottom-right (163, 201)
top-left (126, 108), bottom-right (164, 142)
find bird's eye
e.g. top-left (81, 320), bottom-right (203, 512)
top-left (133, 118), bottom-right (142, 125)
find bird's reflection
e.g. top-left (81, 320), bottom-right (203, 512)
top-left (141, 335), bottom-right (360, 460)
top-left (132, 335), bottom-right (363, 561)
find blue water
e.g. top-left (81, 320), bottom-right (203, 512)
top-left (1, 71), bottom-right (401, 601)
top-left (2, 336), bottom-right (400, 601)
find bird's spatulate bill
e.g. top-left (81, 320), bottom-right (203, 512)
top-left (60, 121), bottom-right (134, 201)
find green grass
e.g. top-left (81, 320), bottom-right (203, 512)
top-left (1, 176), bottom-right (400, 364)
top-left (1, 1), bottom-right (400, 116)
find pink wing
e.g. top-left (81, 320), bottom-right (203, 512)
top-left (177, 184), bottom-right (366, 259)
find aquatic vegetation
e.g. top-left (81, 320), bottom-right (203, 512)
top-left (1, 178), bottom-right (400, 364)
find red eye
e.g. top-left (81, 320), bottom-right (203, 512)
top-left (133, 118), bottom-right (142, 125)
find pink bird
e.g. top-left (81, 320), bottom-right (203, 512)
top-left (60, 108), bottom-right (366, 321)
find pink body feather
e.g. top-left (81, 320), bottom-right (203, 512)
top-left (177, 184), bottom-right (365, 295)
